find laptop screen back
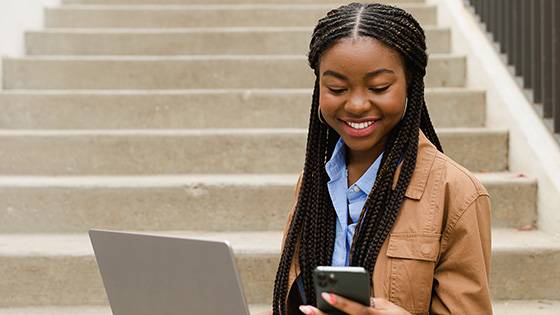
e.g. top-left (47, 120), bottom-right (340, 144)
top-left (89, 229), bottom-right (250, 315)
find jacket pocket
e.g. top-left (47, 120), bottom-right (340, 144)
top-left (385, 233), bottom-right (441, 314)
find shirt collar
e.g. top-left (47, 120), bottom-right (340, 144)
top-left (325, 137), bottom-right (346, 181)
top-left (325, 137), bottom-right (384, 195)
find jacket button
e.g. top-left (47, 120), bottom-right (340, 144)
top-left (421, 244), bottom-right (432, 256)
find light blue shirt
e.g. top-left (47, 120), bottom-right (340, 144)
top-left (325, 136), bottom-right (384, 266)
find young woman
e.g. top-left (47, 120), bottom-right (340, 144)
top-left (270, 3), bottom-right (492, 315)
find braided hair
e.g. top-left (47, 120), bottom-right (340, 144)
top-left (272, 3), bottom-right (443, 314)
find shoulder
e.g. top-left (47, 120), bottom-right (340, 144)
top-left (430, 150), bottom-right (491, 239)
top-left (434, 150), bottom-right (489, 202)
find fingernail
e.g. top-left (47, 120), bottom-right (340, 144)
top-left (321, 292), bottom-right (335, 304)
top-left (299, 305), bottom-right (313, 315)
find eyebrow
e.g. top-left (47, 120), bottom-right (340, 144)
top-left (322, 68), bottom-right (395, 81)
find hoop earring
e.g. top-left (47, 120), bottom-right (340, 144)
top-left (401, 97), bottom-right (408, 121)
top-left (318, 105), bottom-right (326, 125)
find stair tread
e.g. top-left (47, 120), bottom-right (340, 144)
top-left (1, 228), bottom-right (558, 257)
top-left (2, 301), bottom-right (560, 315)
top-left (54, 3), bottom-right (432, 10)
top-left (32, 25), bottom-right (447, 33)
top-left (0, 126), bottom-right (507, 136)
top-left (0, 305), bottom-right (268, 315)
top-left (0, 172), bottom-right (535, 187)
top-left (0, 87), bottom-right (485, 95)
top-left (4, 53), bottom-right (462, 60)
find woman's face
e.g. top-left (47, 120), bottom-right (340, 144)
top-left (319, 36), bottom-right (408, 158)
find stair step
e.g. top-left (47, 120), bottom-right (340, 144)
top-left (0, 128), bottom-right (506, 175)
top-left (0, 88), bottom-right (485, 129)
top-left (0, 229), bottom-right (558, 306)
top-left (492, 300), bottom-right (560, 315)
top-left (1, 55), bottom-right (466, 90)
top-left (26, 26), bottom-right (450, 55)
top-left (61, 0), bottom-right (426, 5)
top-left (0, 305), bottom-right (269, 315)
top-left (0, 304), bottom-right (268, 314)
top-left (491, 229), bottom-right (560, 299)
top-left (2, 301), bottom-right (559, 315)
top-left (46, 4), bottom-right (436, 28)
top-left (0, 172), bottom-right (535, 233)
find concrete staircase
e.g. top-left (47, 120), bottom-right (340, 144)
top-left (0, 0), bottom-right (558, 314)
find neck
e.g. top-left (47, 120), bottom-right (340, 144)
top-left (346, 137), bottom-right (385, 167)
top-left (345, 141), bottom-right (384, 186)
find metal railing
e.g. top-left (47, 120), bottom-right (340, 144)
top-left (465, 0), bottom-right (560, 139)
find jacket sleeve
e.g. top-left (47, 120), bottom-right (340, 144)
top-left (280, 171), bottom-right (304, 251)
top-left (430, 193), bottom-right (493, 315)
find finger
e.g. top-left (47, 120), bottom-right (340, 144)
top-left (321, 292), bottom-right (373, 315)
top-left (370, 297), bottom-right (391, 309)
top-left (299, 305), bottom-right (327, 315)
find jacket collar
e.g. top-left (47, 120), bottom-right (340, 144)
top-left (392, 130), bottom-right (437, 200)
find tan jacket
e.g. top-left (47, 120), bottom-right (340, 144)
top-left (281, 130), bottom-right (493, 315)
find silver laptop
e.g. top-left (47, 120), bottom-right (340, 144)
top-left (89, 229), bottom-right (251, 315)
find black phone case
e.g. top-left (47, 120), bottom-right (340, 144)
top-left (312, 267), bottom-right (371, 315)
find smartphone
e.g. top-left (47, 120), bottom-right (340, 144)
top-left (313, 266), bottom-right (371, 315)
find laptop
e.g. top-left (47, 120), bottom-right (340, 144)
top-left (89, 229), bottom-right (251, 315)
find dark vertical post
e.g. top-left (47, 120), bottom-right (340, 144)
top-left (553, 0), bottom-right (560, 132)
top-left (505, 0), bottom-right (513, 63)
top-left (533, 0), bottom-right (543, 103)
top-left (482, 0), bottom-right (487, 25)
top-left (473, 0), bottom-right (479, 15)
top-left (510, 0), bottom-right (520, 69)
top-left (486, 0), bottom-right (496, 34)
top-left (502, 0), bottom-right (510, 55)
top-left (522, 0), bottom-right (533, 89)
top-left (478, 0), bottom-right (484, 23)
top-left (531, 0), bottom-right (543, 103)
top-left (488, 0), bottom-right (496, 37)
top-left (496, 0), bottom-right (504, 49)
top-left (514, 0), bottom-right (523, 76)
top-left (542, 0), bottom-right (553, 118)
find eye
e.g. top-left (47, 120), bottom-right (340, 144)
top-left (370, 86), bottom-right (390, 93)
top-left (327, 87), bottom-right (347, 94)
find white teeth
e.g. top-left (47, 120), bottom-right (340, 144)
top-left (346, 121), bottom-right (374, 130)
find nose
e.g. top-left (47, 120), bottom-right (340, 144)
top-left (344, 89), bottom-right (371, 115)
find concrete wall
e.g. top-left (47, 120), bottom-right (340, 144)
top-left (0, 0), bottom-right (60, 57)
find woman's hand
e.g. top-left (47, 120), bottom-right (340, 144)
top-left (298, 293), bottom-right (412, 315)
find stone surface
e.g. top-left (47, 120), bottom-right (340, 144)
top-left (2, 0), bottom-right (557, 311)
top-left (0, 230), bottom-right (558, 306)
top-left (0, 173), bottom-right (535, 233)
top-left (61, 0), bottom-right (425, 5)
top-left (2, 302), bottom-right (560, 315)
top-left (26, 27), bottom-right (450, 55)
top-left (45, 4), bottom-right (436, 28)
top-left (0, 128), bottom-right (506, 175)
top-left (0, 88), bottom-right (485, 129)
top-left (1, 55), bottom-right (466, 89)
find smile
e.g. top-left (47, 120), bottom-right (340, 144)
top-left (345, 120), bottom-right (375, 130)
top-left (341, 119), bottom-right (379, 138)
